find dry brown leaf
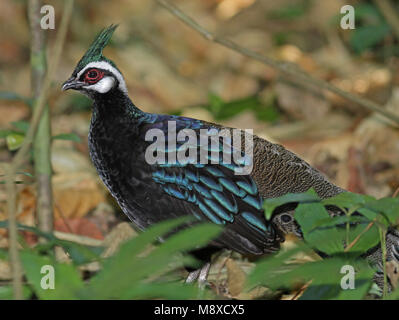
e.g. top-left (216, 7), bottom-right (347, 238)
top-left (54, 218), bottom-right (104, 240)
top-left (0, 102), bottom-right (29, 126)
top-left (102, 222), bottom-right (137, 258)
top-left (0, 259), bottom-right (11, 280)
top-left (226, 258), bottom-right (246, 297)
top-left (53, 172), bottom-right (106, 219)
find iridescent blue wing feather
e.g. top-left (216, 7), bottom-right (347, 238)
top-left (138, 114), bottom-right (280, 254)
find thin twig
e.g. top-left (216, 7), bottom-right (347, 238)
top-left (54, 231), bottom-right (103, 247)
top-left (12, 0), bottom-right (74, 171)
top-left (4, 164), bottom-right (22, 299)
top-left (29, 0), bottom-right (54, 240)
top-left (3, 0), bottom-right (74, 300)
top-left (344, 219), bottom-right (376, 252)
top-left (393, 185), bottom-right (399, 198)
top-left (156, 0), bottom-right (399, 126)
top-left (374, 0), bottom-right (399, 42)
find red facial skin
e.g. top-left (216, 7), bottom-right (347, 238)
top-left (84, 68), bottom-right (104, 84)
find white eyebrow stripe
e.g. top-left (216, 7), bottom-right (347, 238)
top-left (77, 61), bottom-right (128, 93)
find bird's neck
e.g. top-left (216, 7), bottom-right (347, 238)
top-left (92, 88), bottom-right (143, 122)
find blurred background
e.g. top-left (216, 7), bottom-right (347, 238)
top-left (1, 0), bottom-right (399, 291)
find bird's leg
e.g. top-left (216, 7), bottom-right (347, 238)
top-left (185, 263), bottom-right (211, 288)
top-left (198, 263), bottom-right (211, 289)
top-left (185, 269), bottom-right (201, 284)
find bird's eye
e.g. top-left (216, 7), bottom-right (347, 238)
top-left (84, 69), bottom-right (104, 84)
top-left (281, 214), bottom-right (292, 223)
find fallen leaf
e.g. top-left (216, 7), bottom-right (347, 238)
top-left (226, 258), bottom-right (246, 297)
top-left (54, 218), bottom-right (104, 240)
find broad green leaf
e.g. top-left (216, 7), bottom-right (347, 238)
top-left (268, 0), bottom-right (310, 20)
top-left (295, 202), bottom-right (344, 255)
top-left (344, 222), bottom-right (380, 254)
top-left (355, 3), bottom-right (384, 23)
top-left (308, 215), bottom-right (369, 231)
top-left (85, 219), bottom-right (220, 299)
top-left (56, 240), bottom-right (103, 265)
top-left (299, 261), bottom-right (373, 300)
top-left (364, 198), bottom-right (399, 226)
top-left (307, 214), bottom-right (380, 254)
top-left (357, 207), bottom-right (378, 221)
top-left (0, 285), bottom-right (32, 300)
top-left (251, 253), bottom-right (372, 300)
top-left (6, 132), bottom-right (25, 151)
top-left (247, 242), bottom-right (312, 288)
top-left (0, 129), bottom-right (11, 139)
top-left (83, 217), bottom-right (193, 298)
top-left (20, 250), bottom-right (83, 299)
top-left (263, 189), bottom-right (320, 220)
top-left (350, 24), bottom-right (391, 53)
top-left (322, 192), bottom-right (375, 210)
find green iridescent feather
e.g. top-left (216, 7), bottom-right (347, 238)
top-left (73, 24), bottom-right (119, 75)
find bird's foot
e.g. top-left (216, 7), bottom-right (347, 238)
top-left (185, 263), bottom-right (211, 289)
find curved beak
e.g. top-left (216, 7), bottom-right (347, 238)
top-left (62, 77), bottom-right (85, 91)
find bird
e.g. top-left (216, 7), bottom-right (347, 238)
top-left (62, 25), bottom-right (398, 290)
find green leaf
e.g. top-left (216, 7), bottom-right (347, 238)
top-left (0, 221), bottom-right (103, 265)
top-left (355, 3), bottom-right (384, 24)
top-left (56, 240), bottom-right (103, 265)
top-left (345, 222), bottom-right (380, 254)
top-left (250, 250), bottom-right (373, 299)
top-left (255, 105), bottom-right (280, 122)
top-left (322, 192), bottom-right (375, 211)
top-left (20, 250), bottom-right (84, 299)
top-left (208, 93), bottom-right (224, 118)
top-left (363, 198), bottom-right (399, 226)
top-left (350, 24), bottom-right (391, 53)
top-left (0, 129), bottom-right (12, 139)
top-left (263, 189), bottom-right (320, 220)
top-left (298, 260), bottom-right (373, 300)
top-left (0, 248), bottom-right (8, 260)
top-left (268, 0), bottom-right (310, 20)
top-left (295, 202), bottom-right (344, 255)
top-left (0, 285), bottom-right (32, 300)
top-left (11, 121), bottom-right (30, 134)
top-left (247, 242), bottom-right (312, 288)
top-left (16, 171), bottom-right (34, 178)
top-left (6, 132), bottom-right (25, 151)
top-left (52, 133), bottom-right (81, 143)
top-left (85, 218), bottom-right (220, 299)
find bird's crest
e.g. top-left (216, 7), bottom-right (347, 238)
top-left (73, 24), bottom-right (118, 75)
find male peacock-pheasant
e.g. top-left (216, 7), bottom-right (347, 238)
top-left (62, 25), bottom-right (399, 290)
